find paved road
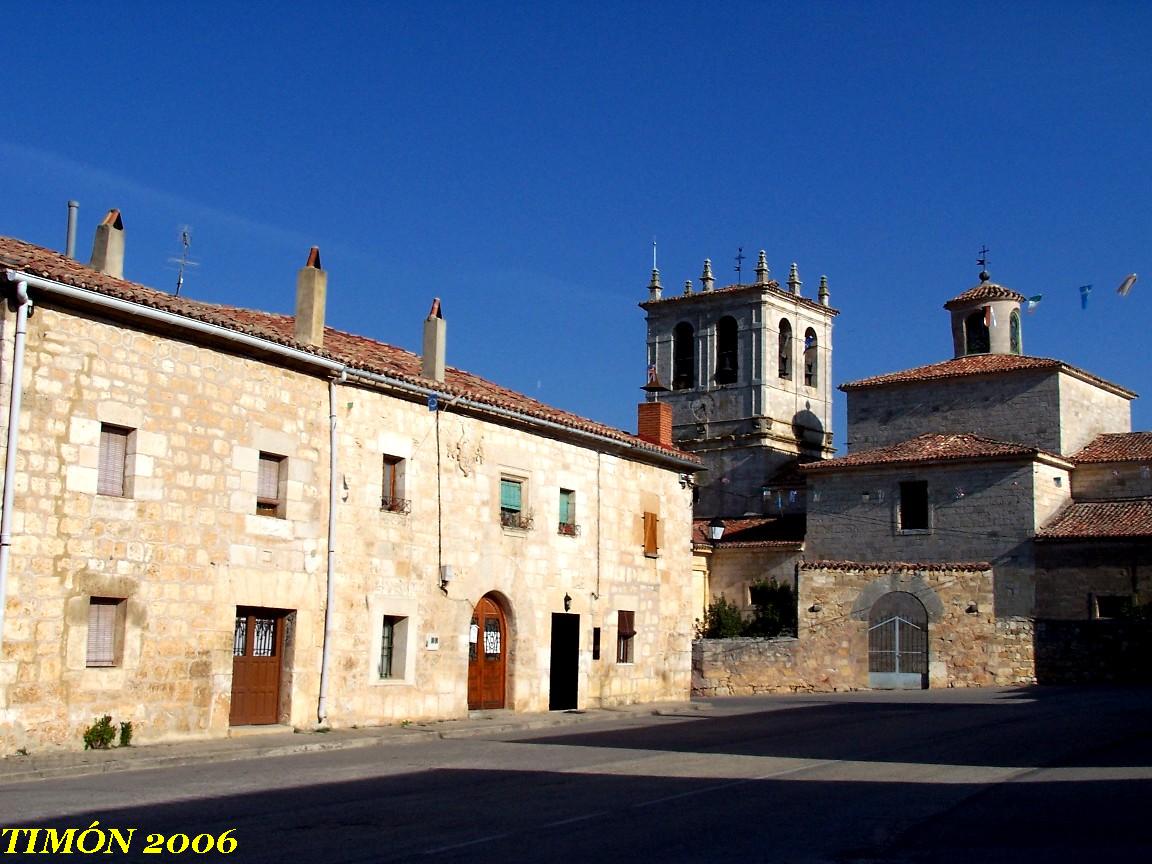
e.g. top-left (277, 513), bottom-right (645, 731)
top-left (2, 687), bottom-right (1149, 862)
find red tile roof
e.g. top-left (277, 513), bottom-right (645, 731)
top-left (800, 560), bottom-right (992, 572)
top-left (800, 432), bottom-right (1066, 472)
top-left (0, 235), bottom-right (698, 466)
top-left (943, 282), bottom-right (1027, 309)
top-left (840, 353), bottom-right (1137, 398)
top-left (1037, 499), bottom-right (1152, 540)
top-left (692, 515), bottom-right (805, 548)
top-left (1072, 432), bottom-right (1152, 464)
top-left (640, 281), bottom-right (838, 317)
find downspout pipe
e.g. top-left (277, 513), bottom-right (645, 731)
top-left (0, 280), bottom-right (32, 649)
top-left (3, 270), bottom-right (699, 471)
top-left (316, 375), bottom-right (342, 724)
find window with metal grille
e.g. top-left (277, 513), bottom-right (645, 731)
top-left (616, 610), bottom-right (635, 663)
top-left (86, 597), bottom-right (124, 667)
top-left (256, 452), bottom-right (285, 517)
top-left (98, 424), bottom-right (132, 497)
top-left (379, 616), bottom-right (399, 678)
top-left (898, 481), bottom-right (930, 531)
top-left (381, 456), bottom-right (410, 513)
top-left (643, 511), bottom-right (659, 557)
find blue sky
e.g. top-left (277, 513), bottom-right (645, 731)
top-left (3, 1), bottom-right (1149, 444)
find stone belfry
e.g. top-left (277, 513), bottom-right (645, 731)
top-left (943, 261), bottom-right (1027, 358)
top-left (640, 250), bottom-right (838, 518)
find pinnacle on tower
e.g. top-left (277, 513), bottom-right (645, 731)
top-left (788, 262), bottom-right (802, 296)
top-left (818, 275), bottom-right (830, 306)
top-left (701, 259), bottom-right (715, 292)
top-left (647, 268), bottom-right (662, 301)
top-left (683, 279), bottom-right (694, 296)
top-left (756, 250), bottom-right (770, 285)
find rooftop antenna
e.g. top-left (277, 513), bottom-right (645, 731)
top-left (976, 245), bottom-right (990, 281)
top-left (734, 246), bottom-right (745, 284)
top-left (168, 225), bottom-right (199, 296)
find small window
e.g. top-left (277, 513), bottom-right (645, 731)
top-left (257, 452), bottom-right (285, 518)
top-left (379, 615), bottom-right (409, 679)
top-left (1094, 595), bottom-right (1131, 620)
top-left (803, 328), bottom-right (818, 387)
top-left (715, 316), bottom-right (738, 385)
top-left (616, 610), bottom-right (635, 664)
top-left (1009, 310), bottom-right (1022, 355)
top-left (500, 477), bottom-right (532, 530)
top-left (592, 626), bottom-right (601, 660)
top-left (778, 319), bottom-right (793, 379)
top-left (86, 597), bottom-right (125, 667)
top-left (672, 322), bottom-right (696, 390)
top-left (898, 481), bottom-right (930, 531)
top-left (643, 511), bottom-right (659, 557)
top-left (558, 489), bottom-right (579, 536)
top-left (98, 424), bottom-right (133, 497)
top-left (381, 456), bottom-right (410, 513)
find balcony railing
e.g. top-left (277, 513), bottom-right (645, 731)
top-left (381, 496), bottom-right (412, 515)
top-left (557, 521), bottom-right (581, 537)
top-left (500, 510), bottom-right (534, 531)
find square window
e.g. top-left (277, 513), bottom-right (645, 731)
top-left (616, 610), bottom-right (635, 663)
top-left (381, 456), bottom-right (410, 513)
top-left (257, 453), bottom-right (285, 518)
top-left (98, 424), bottom-right (133, 497)
top-left (500, 477), bottom-right (531, 530)
top-left (558, 489), bottom-right (579, 536)
top-left (898, 481), bottom-right (930, 531)
top-left (86, 597), bottom-right (125, 667)
top-left (643, 511), bottom-right (660, 557)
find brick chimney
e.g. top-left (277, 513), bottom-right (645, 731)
top-left (422, 298), bottom-right (446, 382)
top-left (637, 401), bottom-right (673, 448)
top-left (89, 209), bottom-right (125, 278)
top-left (294, 247), bottom-right (327, 347)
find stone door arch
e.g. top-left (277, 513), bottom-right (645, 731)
top-left (868, 591), bottom-right (928, 690)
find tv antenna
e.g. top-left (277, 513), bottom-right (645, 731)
top-left (168, 225), bottom-right (199, 296)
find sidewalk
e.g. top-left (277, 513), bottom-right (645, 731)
top-left (0, 702), bottom-right (705, 785)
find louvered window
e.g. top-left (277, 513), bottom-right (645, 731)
top-left (616, 610), bottom-right (635, 664)
top-left (98, 425), bottom-right (132, 497)
top-left (643, 511), bottom-right (659, 558)
top-left (257, 453), bottom-right (284, 517)
top-left (86, 597), bottom-right (122, 667)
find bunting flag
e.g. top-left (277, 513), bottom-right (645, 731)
top-left (1079, 284), bottom-right (1093, 310)
top-left (1117, 273), bottom-right (1137, 297)
top-left (1026, 294), bottom-right (1043, 313)
top-left (983, 305), bottom-right (996, 327)
top-left (804, 334), bottom-right (816, 349)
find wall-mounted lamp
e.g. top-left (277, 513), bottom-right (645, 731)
top-left (708, 516), bottom-right (726, 544)
top-left (439, 565), bottom-right (454, 592)
top-left (809, 603), bottom-right (823, 613)
top-left (563, 593), bottom-right (572, 612)
top-left (860, 491), bottom-right (871, 503)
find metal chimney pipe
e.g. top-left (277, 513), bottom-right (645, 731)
top-left (65, 200), bottom-right (79, 258)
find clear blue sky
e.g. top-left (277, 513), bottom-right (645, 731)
top-left (3, 1), bottom-right (1149, 445)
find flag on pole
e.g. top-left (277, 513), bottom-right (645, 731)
top-left (1079, 284), bottom-right (1093, 310)
top-left (1026, 294), bottom-right (1043, 313)
top-left (1117, 273), bottom-right (1137, 297)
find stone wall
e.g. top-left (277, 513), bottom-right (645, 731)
top-left (1034, 541), bottom-right (1151, 619)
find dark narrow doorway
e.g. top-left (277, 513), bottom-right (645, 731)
top-left (548, 613), bottom-right (579, 710)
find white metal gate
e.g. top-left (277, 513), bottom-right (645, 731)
top-left (868, 592), bottom-right (928, 689)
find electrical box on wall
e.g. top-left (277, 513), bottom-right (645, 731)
top-left (425, 635), bottom-right (440, 650)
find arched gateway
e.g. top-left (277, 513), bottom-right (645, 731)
top-left (868, 592), bottom-right (928, 689)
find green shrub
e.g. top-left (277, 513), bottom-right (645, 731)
top-left (119, 720), bottom-right (133, 748)
top-left (745, 580), bottom-right (798, 637)
top-left (82, 715), bottom-right (116, 750)
top-left (700, 595), bottom-right (746, 638)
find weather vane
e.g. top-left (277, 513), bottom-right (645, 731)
top-left (734, 247), bottom-right (745, 284)
top-left (977, 245), bottom-right (990, 279)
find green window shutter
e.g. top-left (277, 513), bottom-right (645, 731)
top-left (500, 479), bottom-right (522, 511)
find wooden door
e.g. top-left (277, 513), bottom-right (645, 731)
top-left (468, 595), bottom-right (507, 710)
top-left (230, 608), bottom-right (286, 725)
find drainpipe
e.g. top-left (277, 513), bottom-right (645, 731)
top-left (0, 280), bottom-right (32, 649)
top-left (316, 374), bottom-right (342, 725)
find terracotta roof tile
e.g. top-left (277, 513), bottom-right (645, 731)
top-left (640, 282), bottom-right (838, 317)
top-left (943, 282), bottom-right (1027, 309)
top-left (691, 515), bottom-right (805, 548)
top-left (840, 353), bottom-right (1137, 398)
top-left (1037, 499), bottom-right (1152, 539)
top-left (1, 236), bottom-right (699, 466)
top-left (800, 432), bottom-right (1061, 472)
top-left (799, 560), bottom-right (992, 572)
top-left (1072, 432), bottom-right (1152, 464)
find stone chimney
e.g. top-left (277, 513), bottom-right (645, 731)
top-left (89, 209), bottom-right (125, 278)
top-left (637, 401), bottom-right (673, 448)
top-left (294, 247), bottom-right (327, 347)
top-left (422, 298), bottom-right (446, 382)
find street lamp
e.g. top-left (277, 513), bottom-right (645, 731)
top-left (708, 516), bottom-right (725, 544)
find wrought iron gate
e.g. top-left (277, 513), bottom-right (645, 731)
top-left (868, 592), bottom-right (928, 689)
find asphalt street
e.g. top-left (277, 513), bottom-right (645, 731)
top-left (1, 687), bottom-right (1149, 863)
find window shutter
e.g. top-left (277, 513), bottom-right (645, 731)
top-left (86, 599), bottom-right (118, 667)
top-left (643, 511), bottom-right (659, 557)
top-left (258, 455), bottom-right (281, 500)
top-left (98, 426), bottom-right (128, 496)
top-left (500, 479), bottom-right (522, 511)
top-left (559, 490), bottom-right (573, 524)
top-left (618, 610), bottom-right (636, 638)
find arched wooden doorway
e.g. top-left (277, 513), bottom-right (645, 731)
top-left (468, 594), bottom-right (508, 710)
top-left (868, 592), bottom-right (928, 689)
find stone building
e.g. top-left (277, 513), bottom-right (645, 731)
top-left (0, 214), bottom-right (700, 751)
top-left (639, 252), bottom-right (836, 616)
